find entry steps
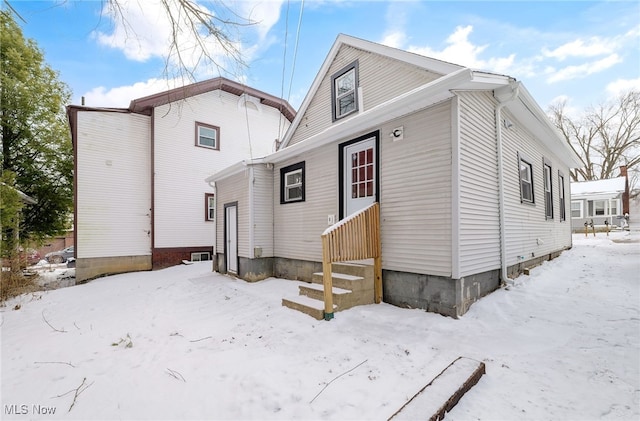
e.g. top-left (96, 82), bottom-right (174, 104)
top-left (282, 262), bottom-right (375, 320)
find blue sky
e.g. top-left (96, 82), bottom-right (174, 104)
top-left (7, 0), bottom-right (640, 114)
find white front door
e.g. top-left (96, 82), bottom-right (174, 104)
top-left (225, 204), bottom-right (238, 273)
top-left (344, 137), bottom-right (377, 217)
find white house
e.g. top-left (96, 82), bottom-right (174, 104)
top-left (206, 35), bottom-right (581, 318)
top-left (68, 77), bottom-right (295, 282)
top-left (570, 168), bottom-right (630, 231)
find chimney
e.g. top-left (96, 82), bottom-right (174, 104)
top-left (620, 165), bottom-right (629, 215)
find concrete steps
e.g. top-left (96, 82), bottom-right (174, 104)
top-left (282, 262), bottom-right (375, 320)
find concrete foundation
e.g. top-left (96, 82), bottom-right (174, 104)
top-left (76, 255), bottom-right (152, 283)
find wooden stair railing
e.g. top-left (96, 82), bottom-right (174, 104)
top-left (320, 202), bottom-right (382, 320)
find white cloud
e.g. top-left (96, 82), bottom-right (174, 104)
top-left (606, 78), bottom-right (640, 97)
top-left (93, 0), bottom-right (284, 78)
top-left (380, 30), bottom-right (406, 49)
top-left (80, 78), bottom-right (181, 108)
top-left (547, 53), bottom-right (623, 83)
top-left (542, 37), bottom-right (617, 61)
top-left (407, 25), bottom-right (515, 74)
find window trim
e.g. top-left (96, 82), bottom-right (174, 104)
top-left (571, 201), bottom-right (583, 219)
top-left (331, 60), bottom-right (359, 122)
top-left (280, 161), bottom-right (305, 204)
top-left (558, 171), bottom-right (566, 222)
top-left (518, 153), bottom-right (535, 205)
top-left (191, 252), bottom-right (211, 261)
top-left (543, 158), bottom-right (553, 220)
top-left (195, 121), bottom-right (220, 150)
top-left (205, 193), bottom-right (215, 221)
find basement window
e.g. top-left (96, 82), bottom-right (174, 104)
top-left (191, 252), bottom-right (211, 261)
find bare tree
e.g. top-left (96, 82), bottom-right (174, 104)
top-left (549, 90), bottom-right (640, 188)
top-left (104, 0), bottom-right (255, 81)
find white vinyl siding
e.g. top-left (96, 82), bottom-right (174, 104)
top-left (288, 45), bottom-right (442, 146)
top-left (215, 170), bottom-right (250, 258)
top-left (153, 89), bottom-right (288, 249)
top-left (252, 165), bottom-right (274, 258)
top-left (499, 108), bottom-right (573, 266)
top-left (274, 146), bottom-right (337, 262)
top-left (76, 111), bottom-right (151, 258)
top-left (457, 92), bottom-right (500, 277)
top-left (379, 102), bottom-right (453, 276)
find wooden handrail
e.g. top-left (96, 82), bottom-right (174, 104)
top-left (320, 202), bottom-right (382, 320)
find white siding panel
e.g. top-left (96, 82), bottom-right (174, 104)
top-left (289, 45), bottom-right (441, 146)
top-left (274, 146), bottom-right (338, 261)
top-left (76, 111), bottom-right (151, 258)
top-left (215, 170), bottom-right (250, 258)
top-left (252, 165), bottom-right (274, 257)
top-left (500, 109), bottom-right (573, 265)
top-left (457, 91), bottom-right (501, 277)
top-left (154, 89), bottom-right (288, 249)
top-left (379, 102), bottom-right (452, 276)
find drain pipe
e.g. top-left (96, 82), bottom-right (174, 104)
top-left (495, 80), bottom-right (520, 284)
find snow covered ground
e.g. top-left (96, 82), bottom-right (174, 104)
top-left (1, 231), bottom-right (638, 420)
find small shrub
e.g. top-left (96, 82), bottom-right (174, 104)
top-left (0, 271), bottom-right (39, 303)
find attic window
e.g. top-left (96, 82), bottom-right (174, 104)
top-left (331, 60), bottom-right (359, 121)
top-left (195, 122), bottom-right (220, 150)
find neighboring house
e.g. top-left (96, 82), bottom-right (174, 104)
top-left (68, 77), bottom-right (295, 282)
top-left (206, 34), bottom-right (581, 318)
top-left (570, 167), bottom-right (630, 231)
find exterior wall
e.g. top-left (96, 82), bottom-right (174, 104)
top-left (153, 89), bottom-right (288, 251)
top-left (75, 111), bottom-right (152, 264)
top-left (76, 256), bottom-right (152, 283)
top-left (214, 169), bottom-right (250, 260)
top-left (499, 108), bottom-right (573, 265)
top-left (252, 165), bottom-right (275, 258)
top-left (378, 101), bottom-right (453, 276)
top-left (288, 45), bottom-right (442, 146)
top-left (273, 101), bottom-right (453, 276)
top-left (457, 92), bottom-right (501, 277)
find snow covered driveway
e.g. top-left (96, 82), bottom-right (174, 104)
top-left (1, 231), bottom-right (638, 420)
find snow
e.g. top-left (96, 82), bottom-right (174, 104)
top-left (1, 230), bottom-right (639, 420)
top-left (571, 176), bottom-right (626, 196)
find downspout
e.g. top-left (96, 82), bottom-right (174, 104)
top-left (495, 81), bottom-right (520, 284)
top-left (248, 165), bottom-right (255, 259)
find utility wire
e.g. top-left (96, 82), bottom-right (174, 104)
top-left (287, 0), bottom-right (304, 103)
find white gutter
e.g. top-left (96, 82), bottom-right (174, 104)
top-left (495, 81), bottom-right (520, 284)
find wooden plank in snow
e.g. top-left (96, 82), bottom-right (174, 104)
top-left (388, 356), bottom-right (485, 421)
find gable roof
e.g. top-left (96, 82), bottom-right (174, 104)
top-left (128, 77), bottom-right (296, 122)
top-left (279, 34), bottom-right (464, 149)
top-left (571, 177), bottom-right (627, 198)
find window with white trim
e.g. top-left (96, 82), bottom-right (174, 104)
top-left (571, 201), bottom-right (583, 218)
top-left (543, 159), bottom-right (553, 219)
top-left (205, 193), bottom-right (215, 221)
top-left (558, 172), bottom-right (566, 221)
top-left (280, 162), bottom-right (305, 204)
top-left (331, 61), bottom-right (359, 121)
top-left (195, 122), bottom-right (219, 150)
top-left (191, 252), bottom-right (211, 261)
top-left (519, 155), bottom-right (534, 204)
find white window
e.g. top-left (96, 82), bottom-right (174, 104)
top-left (280, 162), bottom-right (305, 204)
top-left (191, 252), bottom-right (211, 261)
top-left (196, 122), bottom-right (219, 150)
top-left (205, 193), bottom-right (215, 221)
top-left (610, 199), bottom-right (619, 215)
top-left (571, 201), bottom-right (582, 218)
top-left (331, 61), bottom-right (359, 121)
top-left (558, 173), bottom-right (566, 221)
top-left (543, 160), bottom-right (553, 219)
top-left (519, 156), bottom-right (534, 203)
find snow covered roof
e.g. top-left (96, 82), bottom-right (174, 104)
top-left (571, 177), bottom-right (626, 199)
